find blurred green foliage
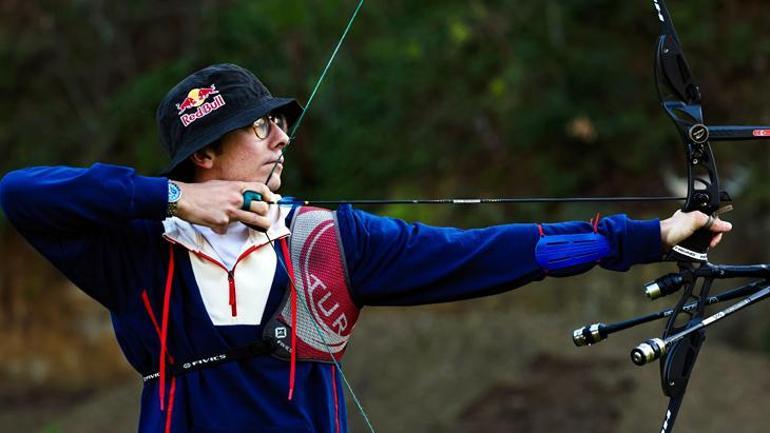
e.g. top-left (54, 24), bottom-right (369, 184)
top-left (38, 425), bottom-right (61, 433)
top-left (0, 0), bottom-right (768, 229)
top-left (1, 3), bottom-right (770, 430)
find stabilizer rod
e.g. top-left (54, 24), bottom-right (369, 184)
top-left (631, 281), bottom-right (770, 365)
top-left (572, 279), bottom-right (769, 346)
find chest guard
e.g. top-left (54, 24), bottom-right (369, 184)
top-left (264, 206), bottom-right (361, 363)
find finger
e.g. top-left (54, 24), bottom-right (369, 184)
top-left (692, 210), bottom-right (710, 228)
top-left (231, 209), bottom-right (272, 232)
top-left (709, 218), bottom-right (733, 233)
top-left (246, 200), bottom-right (269, 216)
top-left (709, 232), bottom-right (723, 249)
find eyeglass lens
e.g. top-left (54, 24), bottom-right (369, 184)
top-left (253, 113), bottom-right (288, 139)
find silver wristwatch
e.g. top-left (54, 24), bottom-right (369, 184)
top-left (167, 181), bottom-right (182, 217)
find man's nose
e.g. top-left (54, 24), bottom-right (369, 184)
top-left (271, 124), bottom-right (290, 149)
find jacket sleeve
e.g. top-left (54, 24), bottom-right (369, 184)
top-left (335, 205), bottom-right (662, 306)
top-left (0, 164), bottom-right (169, 310)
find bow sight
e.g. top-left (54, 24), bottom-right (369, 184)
top-left (573, 1), bottom-right (770, 431)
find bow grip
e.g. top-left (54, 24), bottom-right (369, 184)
top-left (669, 227), bottom-right (712, 263)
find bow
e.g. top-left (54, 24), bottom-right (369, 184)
top-left (573, 1), bottom-right (770, 432)
top-left (255, 1), bottom-right (770, 432)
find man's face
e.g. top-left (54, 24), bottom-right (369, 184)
top-left (209, 115), bottom-right (289, 190)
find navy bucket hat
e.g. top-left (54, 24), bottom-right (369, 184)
top-left (157, 63), bottom-right (303, 177)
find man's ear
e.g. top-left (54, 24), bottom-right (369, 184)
top-left (189, 146), bottom-right (216, 170)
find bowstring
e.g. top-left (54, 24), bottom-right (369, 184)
top-left (261, 1), bottom-right (375, 431)
top-left (264, 0), bottom-right (366, 188)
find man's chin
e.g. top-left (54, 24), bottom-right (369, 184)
top-left (267, 177), bottom-right (281, 192)
top-left (229, 173), bottom-right (280, 190)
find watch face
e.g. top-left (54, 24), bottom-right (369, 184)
top-left (168, 182), bottom-right (182, 203)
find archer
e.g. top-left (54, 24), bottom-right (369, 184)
top-left (0, 63), bottom-right (731, 433)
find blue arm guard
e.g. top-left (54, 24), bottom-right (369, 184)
top-left (535, 232), bottom-right (610, 271)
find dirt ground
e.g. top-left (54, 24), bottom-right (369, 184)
top-left (458, 354), bottom-right (634, 433)
top-left (4, 305), bottom-right (769, 433)
top-left (2, 259), bottom-right (770, 433)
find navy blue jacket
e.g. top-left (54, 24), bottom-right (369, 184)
top-left (0, 164), bottom-right (662, 433)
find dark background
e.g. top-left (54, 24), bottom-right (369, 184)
top-left (1, 1), bottom-right (769, 432)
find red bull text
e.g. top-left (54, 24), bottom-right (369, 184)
top-left (176, 84), bottom-right (227, 127)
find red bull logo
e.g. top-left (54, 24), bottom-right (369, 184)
top-left (176, 84), bottom-right (227, 127)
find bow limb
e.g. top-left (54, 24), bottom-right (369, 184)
top-left (651, 1), bottom-right (729, 431)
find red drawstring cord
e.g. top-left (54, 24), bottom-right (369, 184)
top-left (141, 290), bottom-right (175, 365)
top-left (141, 291), bottom-right (163, 337)
top-left (163, 377), bottom-right (177, 433)
top-left (331, 365), bottom-right (341, 433)
top-left (159, 245), bottom-right (175, 411)
top-left (279, 238), bottom-right (298, 400)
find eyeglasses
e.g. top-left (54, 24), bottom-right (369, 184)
top-left (251, 113), bottom-right (288, 140)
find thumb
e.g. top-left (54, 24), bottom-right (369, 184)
top-left (708, 218), bottom-right (733, 233)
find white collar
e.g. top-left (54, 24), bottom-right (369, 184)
top-left (162, 202), bottom-right (292, 253)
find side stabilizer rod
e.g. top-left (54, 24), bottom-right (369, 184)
top-left (572, 279), bottom-right (769, 347)
top-left (631, 282), bottom-right (770, 365)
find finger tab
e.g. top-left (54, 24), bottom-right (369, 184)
top-left (241, 190), bottom-right (263, 211)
